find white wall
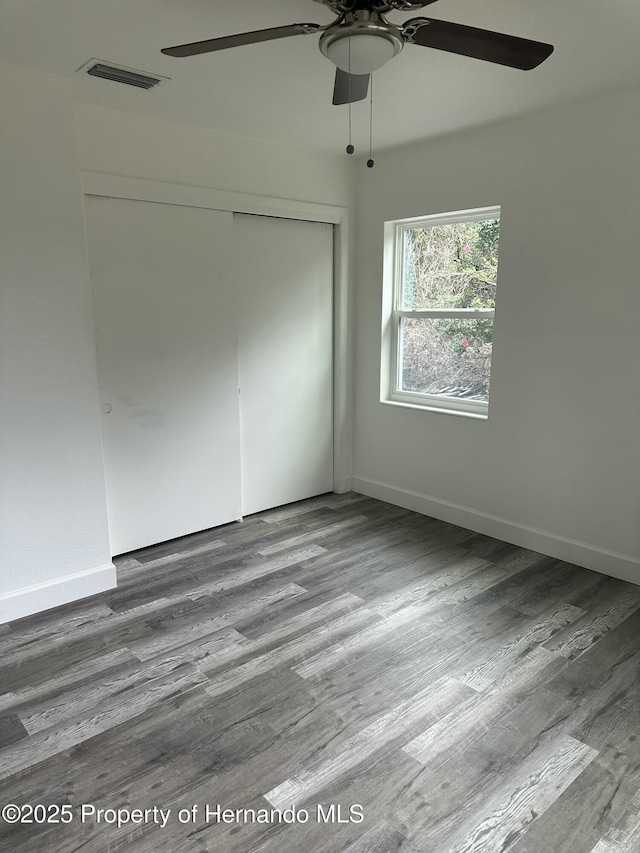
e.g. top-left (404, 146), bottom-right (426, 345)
top-left (74, 104), bottom-right (354, 208)
top-left (352, 87), bottom-right (640, 583)
top-left (0, 63), bottom-right (114, 622)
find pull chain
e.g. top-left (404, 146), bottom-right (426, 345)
top-left (347, 100), bottom-right (354, 155)
top-left (346, 38), bottom-right (355, 155)
top-left (367, 74), bottom-right (374, 168)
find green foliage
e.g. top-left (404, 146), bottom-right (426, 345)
top-left (400, 219), bottom-right (499, 399)
top-left (403, 219), bottom-right (499, 313)
top-left (402, 318), bottom-right (492, 400)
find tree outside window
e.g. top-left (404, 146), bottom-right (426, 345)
top-left (387, 207), bottom-right (500, 416)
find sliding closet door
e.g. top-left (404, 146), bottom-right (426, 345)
top-left (85, 196), bottom-right (241, 555)
top-left (233, 214), bottom-right (334, 516)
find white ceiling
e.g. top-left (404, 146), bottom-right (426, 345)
top-left (1, 0), bottom-right (639, 154)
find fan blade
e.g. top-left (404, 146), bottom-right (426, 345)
top-left (332, 68), bottom-right (370, 105)
top-left (162, 23), bottom-right (321, 58)
top-left (403, 17), bottom-right (553, 70)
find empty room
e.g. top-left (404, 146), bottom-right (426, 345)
top-left (1, 1), bottom-right (639, 851)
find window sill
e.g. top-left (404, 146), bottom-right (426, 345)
top-left (380, 398), bottom-right (488, 421)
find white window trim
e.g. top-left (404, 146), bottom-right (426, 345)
top-left (381, 205), bottom-right (500, 419)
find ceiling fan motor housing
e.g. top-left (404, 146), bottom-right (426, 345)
top-left (319, 10), bottom-right (404, 74)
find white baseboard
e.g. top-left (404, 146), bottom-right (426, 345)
top-left (0, 563), bottom-right (117, 625)
top-left (352, 476), bottom-right (640, 587)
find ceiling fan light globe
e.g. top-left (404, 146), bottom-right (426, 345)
top-left (321, 31), bottom-right (403, 74)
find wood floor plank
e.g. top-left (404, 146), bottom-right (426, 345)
top-left (107, 539), bottom-right (327, 611)
top-left (541, 584), bottom-right (640, 660)
top-left (129, 583), bottom-right (304, 662)
top-left (404, 648), bottom-right (567, 767)
top-left (293, 599), bottom-right (456, 681)
top-left (2, 603), bottom-right (115, 649)
top-left (0, 629), bottom-right (156, 696)
top-left (18, 630), bottom-right (242, 734)
top-left (509, 745), bottom-right (640, 853)
top-left (0, 678), bottom-right (269, 830)
top-left (129, 520), bottom-right (237, 562)
top-left (469, 557), bottom-right (604, 618)
top-left (243, 746), bottom-right (427, 853)
top-left (457, 601), bottom-right (585, 691)
top-left (294, 590), bottom-right (520, 684)
top-left (341, 820), bottom-right (422, 852)
top-left (554, 654), bottom-right (640, 757)
top-left (221, 590), bottom-right (367, 656)
top-left (440, 738), bottom-right (597, 853)
top-left (411, 736), bottom-right (597, 853)
top-left (460, 532), bottom-right (545, 571)
top-left (0, 712), bottom-right (27, 747)
top-left (227, 584), bottom-right (358, 641)
top-left (0, 580), bottom-right (307, 692)
top-left (589, 784), bottom-right (640, 852)
top-left (362, 552), bottom-right (497, 616)
top-left (306, 603), bottom-right (527, 706)
top-left (256, 515), bottom-right (373, 556)
top-left (0, 661), bottom-right (208, 780)
top-left (388, 686), bottom-right (578, 852)
top-left (115, 536), bottom-right (227, 579)
top-left (39, 682), bottom-right (364, 853)
top-left (174, 542), bottom-right (329, 596)
top-left (0, 599), bottom-right (167, 672)
top-left (264, 676), bottom-right (473, 811)
top-left (545, 611), bottom-right (640, 757)
top-left (256, 493), bottom-right (350, 523)
top-left (281, 532), bottom-right (417, 597)
top-left (200, 600), bottom-right (380, 697)
top-left (0, 648), bottom-right (137, 715)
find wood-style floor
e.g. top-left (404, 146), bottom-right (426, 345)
top-left (2, 493), bottom-right (640, 853)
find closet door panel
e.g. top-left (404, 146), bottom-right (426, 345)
top-left (234, 214), bottom-right (334, 516)
top-left (86, 196), bottom-right (241, 554)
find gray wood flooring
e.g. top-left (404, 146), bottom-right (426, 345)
top-left (2, 493), bottom-right (640, 853)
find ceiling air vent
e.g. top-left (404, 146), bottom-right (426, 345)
top-left (78, 59), bottom-right (168, 89)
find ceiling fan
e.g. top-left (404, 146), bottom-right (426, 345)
top-left (161, 0), bottom-right (554, 106)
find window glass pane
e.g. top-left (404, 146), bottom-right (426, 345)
top-left (402, 220), bottom-right (499, 311)
top-left (400, 317), bottom-right (493, 402)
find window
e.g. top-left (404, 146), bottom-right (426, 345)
top-left (383, 206), bottom-right (500, 418)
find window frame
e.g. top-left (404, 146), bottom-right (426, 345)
top-left (384, 205), bottom-right (501, 419)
